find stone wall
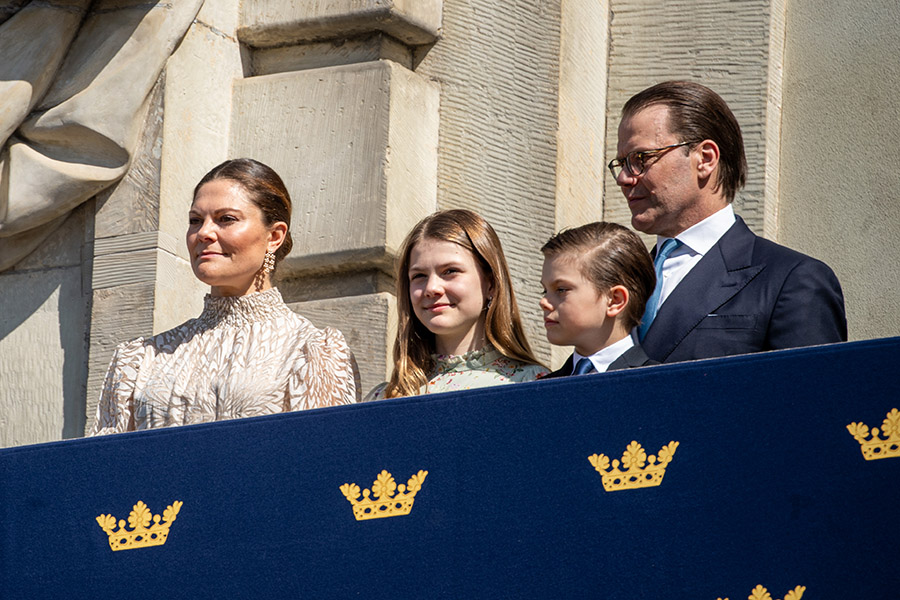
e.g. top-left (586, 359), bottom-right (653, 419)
top-left (778, 0), bottom-right (900, 341)
top-left (0, 204), bottom-right (91, 446)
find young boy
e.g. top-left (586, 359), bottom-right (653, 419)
top-left (540, 222), bottom-right (657, 377)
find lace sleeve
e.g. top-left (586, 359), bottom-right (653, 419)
top-left (288, 325), bottom-right (359, 410)
top-left (88, 340), bottom-right (144, 436)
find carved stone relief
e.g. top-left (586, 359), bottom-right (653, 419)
top-left (0, 0), bottom-right (204, 270)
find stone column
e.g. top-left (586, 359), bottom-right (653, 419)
top-left (234, 1), bottom-right (443, 396)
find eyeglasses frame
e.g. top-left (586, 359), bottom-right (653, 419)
top-left (607, 141), bottom-right (700, 179)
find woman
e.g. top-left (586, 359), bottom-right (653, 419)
top-left (90, 159), bottom-right (358, 435)
top-left (366, 209), bottom-right (547, 400)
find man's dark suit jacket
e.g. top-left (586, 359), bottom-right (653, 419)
top-left (543, 345), bottom-right (657, 379)
top-left (641, 216), bottom-right (847, 364)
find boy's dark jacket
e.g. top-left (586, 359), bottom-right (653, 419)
top-left (542, 345), bottom-right (656, 378)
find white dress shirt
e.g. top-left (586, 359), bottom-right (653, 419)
top-left (571, 335), bottom-right (636, 374)
top-left (656, 204), bottom-right (736, 307)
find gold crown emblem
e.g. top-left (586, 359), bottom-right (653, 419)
top-left (96, 500), bottom-right (183, 551)
top-left (718, 584), bottom-right (805, 600)
top-left (588, 440), bottom-right (679, 492)
top-left (340, 470), bottom-right (428, 520)
top-left (847, 408), bottom-right (900, 460)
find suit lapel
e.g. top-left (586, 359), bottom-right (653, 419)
top-left (607, 345), bottom-right (651, 371)
top-left (548, 346), bottom-right (652, 376)
top-left (642, 218), bottom-right (765, 360)
top-left (545, 355), bottom-right (574, 379)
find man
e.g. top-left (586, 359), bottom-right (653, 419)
top-left (609, 81), bottom-right (847, 363)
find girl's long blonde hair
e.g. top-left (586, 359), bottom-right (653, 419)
top-left (384, 209), bottom-right (542, 398)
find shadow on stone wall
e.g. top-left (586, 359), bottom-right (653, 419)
top-left (0, 207), bottom-right (90, 445)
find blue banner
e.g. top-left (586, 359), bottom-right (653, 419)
top-left (1, 338), bottom-right (898, 599)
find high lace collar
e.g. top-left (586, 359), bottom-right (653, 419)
top-left (198, 287), bottom-right (290, 328)
top-left (432, 345), bottom-right (502, 372)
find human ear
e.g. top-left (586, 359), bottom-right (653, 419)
top-left (606, 285), bottom-right (629, 318)
top-left (267, 221), bottom-right (288, 252)
top-left (481, 265), bottom-right (495, 301)
top-left (696, 140), bottom-right (720, 180)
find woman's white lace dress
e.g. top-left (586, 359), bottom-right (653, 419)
top-left (90, 288), bottom-right (357, 435)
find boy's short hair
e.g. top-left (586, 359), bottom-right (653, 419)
top-left (541, 222), bottom-right (655, 330)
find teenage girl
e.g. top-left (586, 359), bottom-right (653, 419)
top-left (366, 209), bottom-right (547, 400)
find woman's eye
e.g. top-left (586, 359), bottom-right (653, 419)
top-left (219, 215), bottom-right (237, 223)
top-left (188, 217), bottom-right (200, 225)
top-left (409, 273), bottom-right (424, 281)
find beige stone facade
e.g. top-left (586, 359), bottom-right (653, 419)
top-left (1, 0), bottom-right (897, 447)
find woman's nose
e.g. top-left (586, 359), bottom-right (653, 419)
top-left (423, 274), bottom-right (443, 296)
top-left (196, 219), bottom-right (216, 241)
top-left (539, 296), bottom-right (552, 311)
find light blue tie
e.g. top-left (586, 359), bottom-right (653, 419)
top-left (638, 238), bottom-right (682, 341)
top-left (572, 357), bottom-right (595, 376)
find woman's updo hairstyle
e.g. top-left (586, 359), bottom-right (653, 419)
top-left (193, 158), bottom-right (294, 265)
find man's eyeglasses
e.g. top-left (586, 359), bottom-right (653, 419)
top-left (607, 141), bottom-right (698, 179)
